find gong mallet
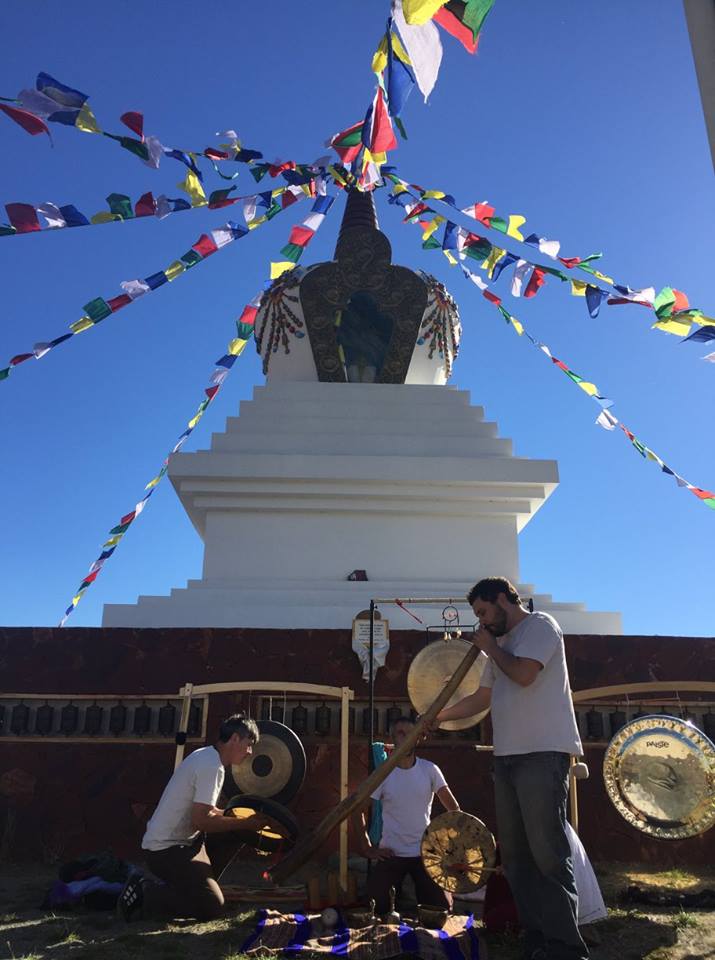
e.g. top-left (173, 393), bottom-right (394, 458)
top-left (270, 642), bottom-right (481, 884)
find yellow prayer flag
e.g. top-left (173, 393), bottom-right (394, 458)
top-left (652, 317), bottom-right (692, 336)
top-left (570, 281), bottom-right (587, 297)
top-left (422, 189), bottom-right (446, 200)
top-left (577, 381), bottom-right (599, 397)
top-left (507, 215), bottom-right (526, 241)
top-left (103, 535), bottom-right (123, 548)
top-left (145, 475), bottom-right (162, 490)
top-left (511, 318), bottom-right (524, 336)
top-left (248, 215), bottom-right (267, 230)
top-left (177, 170), bottom-right (207, 207)
top-left (228, 337), bottom-right (249, 356)
top-left (372, 36), bottom-right (388, 75)
top-left (90, 212), bottom-right (121, 225)
top-left (70, 316), bottom-right (94, 334)
top-left (403, 0), bottom-right (448, 24)
top-left (328, 165), bottom-right (347, 186)
top-left (75, 102), bottom-right (102, 134)
top-left (484, 245), bottom-right (506, 278)
top-left (692, 313), bottom-right (715, 327)
top-left (391, 32), bottom-right (412, 66)
top-left (422, 215), bottom-right (444, 241)
top-left (187, 413), bottom-right (203, 430)
top-left (443, 250), bottom-right (457, 266)
top-left (165, 261), bottom-right (186, 282)
top-left (590, 269), bottom-right (614, 285)
top-left (270, 261), bottom-right (296, 280)
top-left (72, 594), bottom-right (82, 606)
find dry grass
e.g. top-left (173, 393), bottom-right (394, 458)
top-left (0, 861), bottom-right (713, 960)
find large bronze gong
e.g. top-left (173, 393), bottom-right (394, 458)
top-left (603, 715), bottom-right (715, 839)
top-left (225, 720), bottom-right (306, 805)
top-left (421, 810), bottom-right (496, 894)
top-left (408, 639), bottom-right (489, 731)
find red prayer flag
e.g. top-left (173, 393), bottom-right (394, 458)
top-left (559, 256), bottom-right (581, 269)
top-left (107, 294), bottom-right (132, 312)
top-left (120, 510), bottom-right (137, 526)
top-left (134, 192), bottom-right (156, 217)
top-left (238, 304), bottom-right (258, 327)
top-left (204, 147), bottom-right (230, 160)
top-left (5, 203), bottom-right (41, 233)
top-left (370, 88), bottom-right (397, 154)
top-left (472, 202), bottom-right (494, 224)
top-left (690, 487), bottom-right (715, 500)
top-left (434, 7), bottom-right (479, 53)
top-left (672, 289), bottom-right (689, 313)
top-left (0, 102), bottom-right (50, 138)
top-left (288, 225), bottom-right (315, 247)
top-left (192, 233), bottom-right (219, 258)
top-left (10, 353), bottom-right (33, 366)
top-left (205, 385), bottom-right (220, 400)
top-left (281, 190), bottom-right (301, 209)
top-left (524, 267), bottom-right (547, 299)
top-left (483, 290), bottom-right (501, 305)
top-left (120, 111), bottom-right (144, 140)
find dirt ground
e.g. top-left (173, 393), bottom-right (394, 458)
top-left (0, 861), bottom-right (713, 960)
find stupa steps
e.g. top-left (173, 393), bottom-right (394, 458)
top-left (207, 432), bottom-right (513, 458)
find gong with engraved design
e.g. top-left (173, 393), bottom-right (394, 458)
top-left (603, 714), bottom-right (715, 839)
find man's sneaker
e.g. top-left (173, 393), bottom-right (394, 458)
top-left (117, 875), bottom-right (144, 922)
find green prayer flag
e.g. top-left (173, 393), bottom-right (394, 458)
top-left (462, 0), bottom-right (496, 40)
top-left (250, 164), bottom-right (269, 183)
top-left (422, 235), bottom-right (441, 250)
top-left (265, 201), bottom-right (282, 221)
top-left (83, 297), bottom-right (112, 323)
top-left (464, 237), bottom-right (493, 261)
top-left (0, 225), bottom-right (17, 237)
top-left (180, 249), bottom-right (203, 269)
top-left (280, 242), bottom-right (304, 263)
top-left (654, 287), bottom-right (676, 319)
top-left (106, 193), bottom-right (134, 219)
top-left (109, 521), bottom-right (132, 536)
top-left (0, 367), bottom-right (10, 380)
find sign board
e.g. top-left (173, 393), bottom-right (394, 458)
top-left (351, 614), bottom-right (390, 682)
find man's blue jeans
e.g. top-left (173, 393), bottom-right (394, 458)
top-left (494, 751), bottom-right (588, 960)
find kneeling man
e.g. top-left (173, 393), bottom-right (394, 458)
top-left (119, 713), bottom-right (264, 921)
top-left (356, 715), bottom-right (459, 914)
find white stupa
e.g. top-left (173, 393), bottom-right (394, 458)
top-left (103, 192), bottom-right (621, 633)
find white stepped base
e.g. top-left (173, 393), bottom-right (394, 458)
top-left (102, 578), bottom-right (622, 634)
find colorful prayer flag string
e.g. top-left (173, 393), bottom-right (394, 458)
top-left (384, 168), bottom-right (714, 347)
top-left (59, 183), bottom-right (336, 625)
top-left (0, 181), bottom-right (311, 238)
top-left (0, 183), bottom-right (316, 383)
top-left (396, 197), bottom-right (714, 512)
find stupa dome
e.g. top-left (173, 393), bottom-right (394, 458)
top-left (254, 189), bottom-right (461, 385)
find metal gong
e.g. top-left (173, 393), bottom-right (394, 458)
top-left (226, 720), bottom-right (306, 805)
top-left (408, 638), bottom-right (489, 731)
top-left (603, 715), bottom-right (715, 840)
top-left (224, 794), bottom-right (299, 855)
top-left (421, 810), bottom-right (496, 894)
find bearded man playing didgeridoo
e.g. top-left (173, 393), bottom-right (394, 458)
top-left (433, 577), bottom-right (587, 960)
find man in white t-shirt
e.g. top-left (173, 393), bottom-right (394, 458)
top-left (436, 577), bottom-right (588, 960)
top-left (355, 715), bottom-right (459, 914)
top-left (117, 713), bottom-right (265, 922)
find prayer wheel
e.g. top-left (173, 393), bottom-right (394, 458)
top-left (158, 701), bottom-right (176, 737)
top-left (109, 703), bottom-right (127, 735)
top-left (60, 702), bottom-right (79, 736)
top-left (35, 701), bottom-right (54, 735)
top-left (84, 702), bottom-right (104, 736)
top-left (11, 702), bottom-right (30, 735)
top-left (133, 702), bottom-right (151, 736)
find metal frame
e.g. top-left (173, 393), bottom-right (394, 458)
top-left (175, 680), bottom-right (354, 893)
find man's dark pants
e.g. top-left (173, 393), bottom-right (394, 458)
top-left (143, 833), bottom-right (242, 920)
top-left (494, 751), bottom-right (588, 960)
top-left (366, 856), bottom-right (450, 914)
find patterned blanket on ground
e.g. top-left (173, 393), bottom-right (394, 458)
top-left (240, 909), bottom-right (483, 959)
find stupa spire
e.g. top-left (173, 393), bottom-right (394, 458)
top-left (334, 187), bottom-right (380, 256)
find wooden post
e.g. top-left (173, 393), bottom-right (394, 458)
top-left (174, 683), bottom-right (193, 771)
top-left (271, 644), bottom-right (481, 884)
top-left (339, 685), bottom-right (350, 896)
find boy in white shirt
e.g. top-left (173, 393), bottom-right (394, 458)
top-left (355, 715), bottom-right (459, 914)
top-left (118, 713), bottom-right (265, 921)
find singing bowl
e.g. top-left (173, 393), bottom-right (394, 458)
top-left (603, 714), bottom-right (715, 840)
top-left (408, 639), bottom-right (489, 731)
top-left (417, 905), bottom-right (449, 929)
top-left (225, 719), bottom-right (307, 805)
top-left (224, 793), bottom-right (300, 853)
top-left (345, 907), bottom-right (376, 927)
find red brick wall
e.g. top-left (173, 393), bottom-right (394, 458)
top-left (1, 627), bottom-right (713, 866)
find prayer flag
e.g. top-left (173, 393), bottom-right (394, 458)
top-left (393, 0), bottom-right (443, 101)
top-left (0, 102), bottom-right (50, 137)
top-left (5, 203), bottom-right (41, 233)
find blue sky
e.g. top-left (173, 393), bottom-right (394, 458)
top-left (1, 1), bottom-right (712, 636)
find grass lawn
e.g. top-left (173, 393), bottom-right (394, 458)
top-left (1, 861), bottom-right (713, 960)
